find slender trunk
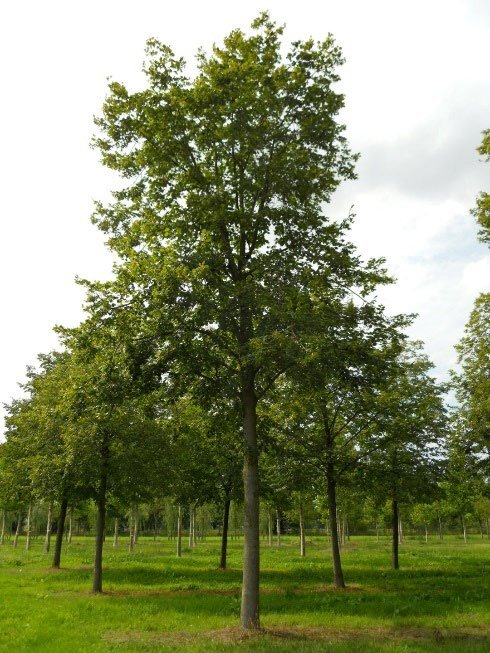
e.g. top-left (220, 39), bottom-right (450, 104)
top-left (52, 496), bottom-right (68, 568)
top-left (113, 518), bottom-right (119, 547)
top-left (220, 496), bottom-right (231, 569)
top-left (398, 518), bottom-right (403, 543)
top-left (276, 509), bottom-right (281, 547)
top-left (345, 515), bottom-right (350, 542)
top-left (134, 508), bottom-right (139, 544)
top-left (0, 509), bottom-right (5, 545)
top-left (25, 502), bottom-right (32, 551)
top-left (240, 378), bottom-right (260, 630)
top-left (299, 501), bottom-right (306, 557)
top-left (438, 514), bottom-right (443, 540)
top-left (188, 506), bottom-right (193, 548)
top-left (478, 518), bottom-right (483, 539)
top-left (462, 515), bottom-right (467, 543)
top-left (44, 502), bottom-right (52, 554)
top-left (13, 512), bottom-right (22, 548)
top-left (392, 499), bottom-right (399, 570)
top-left (153, 515), bottom-right (157, 541)
top-left (425, 523), bottom-right (428, 543)
top-left (486, 518), bottom-right (489, 539)
top-left (376, 521), bottom-right (379, 542)
top-left (176, 505), bottom-right (182, 557)
top-left (92, 442), bottom-right (109, 594)
top-left (67, 507), bottom-right (73, 544)
top-left (128, 506), bottom-right (135, 552)
top-left (337, 510), bottom-right (342, 548)
top-left (327, 473), bottom-right (345, 588)
top-left (267, 508), bottom-right (272, 547)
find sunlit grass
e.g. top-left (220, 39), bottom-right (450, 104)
top-left (1, 534), bottom-right (489, 651)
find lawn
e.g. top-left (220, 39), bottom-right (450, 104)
top-left (0, 534), bottom-right (488, 651)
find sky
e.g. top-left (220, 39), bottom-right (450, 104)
top-left (0, 0), bottom-right (488, 431)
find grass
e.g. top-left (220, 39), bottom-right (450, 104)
top-left (0, 533), bottom-right (489, 651)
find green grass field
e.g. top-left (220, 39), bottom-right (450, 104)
top-left (0, 534), bottom-right (488, 652)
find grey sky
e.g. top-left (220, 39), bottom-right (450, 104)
top-left (1, 0), bottom-right (488, 431)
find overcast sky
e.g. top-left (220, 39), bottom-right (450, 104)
top-left (0, 0), bottom-right (488, 431)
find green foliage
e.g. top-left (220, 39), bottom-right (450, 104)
top-left (471, 129), bottom-right (490, 245)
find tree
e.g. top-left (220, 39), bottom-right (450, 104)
top-left (471, 129), bottom-right (490, 245)
top-left (453, 293), bottom-right (490, 458)
top-left (88, 13), bottom-right (377, 628)
top-left (363, 344), bottom-right (447, 569)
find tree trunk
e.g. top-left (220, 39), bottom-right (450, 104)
top-left (478, 518), bottom-right (483, 539)
top-left (438, 514), bottom-right (443, 540)
top-left (267, 508), bottom-right (272, 547)
top-left (327, 473), bottom-right (345, 588)
top-left (134, 508), bottom-right (139, 544)
top-left (0, 509), bottom-right (5, 545)
top-left (92, 443), bottom-right (109, 593)
top-left (128, 506), bottom-right (135, 552)
top-left (376, 521), bottom-right (379, 542)
top-left (25, 502), bottom-right (32, 551)
top-left (276, 509), bottom-right (281, 547)
top-left (67, 507), bottom-right (73, 544)
top-left (425, 523), bottom-right (428, 543)
top-left (220, 496), bottom-right (231, 569)
top-left (188, 506), bottom-right (193, 548)
top-left (113, 518), bottom-right (119, 547)
top-left (462, 514), bottom-right (467, 543)
top-left (13, 512), bottom-right (22, 548)
top-left (176, 505), bottom-right (182, 557)
top-left (392, 499), bottom-right (399, 570)
top-left (153, 515), bottom-right (157, 541)
top-left (398, 518), bottom-right (403, 543)
top-left (240, 378), bottom-right (260, 630)
top-left (44, 502), bottom-right (52, 553)
top-left (299, 501), bottom-right (306, 557)
top-left (52, 496), bottom-right (68, 568)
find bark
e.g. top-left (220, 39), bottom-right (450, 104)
top-left (478, 518), bottom-right (483, 539)
top-left (44, 502), bottom-right (52, 554)
top-left (392, 499), bottom-right (399, 570)
top-left (13, 512), bottom-right (22, 548)
top-left (52, 496), bottom-right (68, 568)
top-left (299, 501), bottom-right (306, 558)
top-left (462, 515), bottom-right (467, 543)
top-left (398, 518), bottom-right (403, 543)
top-left (134, 508), bottom-right (139, 544)
top-left (128, 506), bottom-right (135, 552)
top-left (240, 377), bottom-right (260, 630)
top-left (67, 507), bottom-right (73, 544)
top-left (267, 508), bottom-right (272, 547)
top-left (113, 518), bottom-right (119, 547)
top-left (92, 441), bottom-right (109, 593)
top-left (275, 509), bottom-right (281, 547)
top-left (176, 505), bottom-right (182, 557)
top-left (219, 496), bottom-right (231, 569)
top-left (25, 502), bottom-right (32, 551)
top-left (0, 509), bottom-right (5, 545)
top-left (425, 524), bottom-right (428, 543)
top-left (438, 514), bottom-right (443, 540)
top-left (327, 472), bottom-right (345, 588)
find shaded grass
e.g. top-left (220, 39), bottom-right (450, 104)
top-left (0, 534), bottom-right (488, 651)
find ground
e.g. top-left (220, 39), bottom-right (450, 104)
top-left (0, 533), bottom-right (488, 651)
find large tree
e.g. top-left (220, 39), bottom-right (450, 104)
top-left (89, 13), bottom-right (387, 627)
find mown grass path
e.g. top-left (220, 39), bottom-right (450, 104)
top-left (0, 535), bottom-right (488, 651)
